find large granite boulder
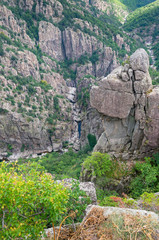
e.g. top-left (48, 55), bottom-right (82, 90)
top-left (90, 49), bottom-right (159, 159)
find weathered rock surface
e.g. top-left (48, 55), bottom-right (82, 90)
top-left (0, 1), bottom-right (153, 160)
top-left (90, 49), bottom-right (159, 158)
top-left (79, 182), bottom-right (97, 204)
top-left (86, 205), bottom-right (159, 222)
top-left (56, 178), bottom-right (97, 204)
top-left (39, 21), bottom-right (64, 61)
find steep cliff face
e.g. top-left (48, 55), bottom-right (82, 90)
top-left (0, 0), bottom-right (158, 159)
top-left (0, 0), bottom-right (134, 159)
top-left (90, 49), bottom-right (159, 159)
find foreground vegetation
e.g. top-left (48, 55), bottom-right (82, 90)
top-left (0, 149), bottom-right (159, 239)
top-left (18, 150), bottom-right (159, 201)
top-left (69, 207), bottom-right (159, 240)
top-left (0, 161), bottom-right (90, 239)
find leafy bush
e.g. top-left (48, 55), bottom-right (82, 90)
top-left (0, 41), bottom-right (4, 56)
top-left (0, 161), bottom-right (90, 239)
top-left (0, 161), bottom-right (69, 239)
top-left (82, 152), bottom-right (133, 196)
top-left (18, 149), bottom-right (89, 180)
top-left (53, 96), bottom-right (60, 111)
top-left (0, 108), bottom-right (8, 114)
top-left (87, 134), bottom-right (97, 150)
top-left (130, 156), bottom-right (159, 198)
top-left (99, 196), bottom-right (122, 207)
top-left (83, 152), bottom-right (113, 179)
top-left (140, 192), bottom-right (159, 213)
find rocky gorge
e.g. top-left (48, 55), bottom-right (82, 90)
top-left (0, 1), bottom-right (159, 239)
top-left (0, 0), bottom-right (158, 161)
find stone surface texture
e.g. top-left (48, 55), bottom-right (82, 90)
top-left (86, 205), bottom-right (159, 222)
top-left (90, 49), bottom-right (159, 159)
top-left (56, 178), bottom-right (97, 204)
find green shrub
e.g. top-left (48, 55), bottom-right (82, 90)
top-left (0, 161), bottom-right (69, 239)
top-left (0, 42), bottom-right (4, 56)
top-left (83, 152), bottom-right (113, 178)
top-left (87, 134), bottom-right (97, 150)
top-left (53, 96), bottom-right (60, 111)
top-left (130, 156), bottom-right (159, 198)
top-left (18, 148), bottom-right (89, 180)
top-left (0, 108), bottom-right (8, 114)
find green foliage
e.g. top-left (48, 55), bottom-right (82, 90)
top-left (0, 32), bottom-right (12, 56)
top-left (130, 156), bottom-right (159, 198)
top-left (18, 148), bottom-right (89, 180)
top-left (89, 51), bottom-right (99, 64)
top-left (0, 108), bottom-right (8, 114)
top-left (64, 180), bottom-right (91, 223)
top-left (0, 32), bottom-right (12, 45)
top-left (0, 161), bottom-right (69, 239)
top-left (96, 188), bottom-right (119, 202)
top-left (83, 152), bottom-right (133, 196)
top-left (0, 41), bottom-right (4, 56)
top-left (40, 80), bottom-right (52, 92)
top-left (149, 68), bottom-right (159, 84)
top-left (140, 192), bottom-right (159, 213)
top-left (7, 4), bottom-right (47, 40)
top-left (11, 55), bottom-right (18, 63)
top-left (5, 95), bottom-right (15, 105)
top-left (20, 144), bottom-right (25, 152)
top-left (124, 1), bottom-right (159, 31)
top-left (121, 0), bottom-right (155, 10)
top-left (77, 86), bottom-right (90, 109)
top-left (53, 95), bottom-right (60, 111)
top-left (83, 152), bottom-right (113, 178)
top-left (153, 42), bottom-right (159, 70)
top-left (78, 54), bottom-right (89, 65)
top-left (0, 160), bottom-right (90, 239)
top-left (59, 59), bottom-right (76, 80)
top-left (99, 196), bottom-right (119, 207)
top-left (87, 134), bottom-right (97, 151)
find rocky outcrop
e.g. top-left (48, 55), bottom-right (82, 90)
top-left (90, 49), bottom-right (159, 159)
top-left (39, 21), bottom-right (64, 61)
top-left (86, 205), bottom-right (159, 222)
top-left (0, 1), bottom-right (153, 160)
top-left (56, 178), bottom-right (97, 204)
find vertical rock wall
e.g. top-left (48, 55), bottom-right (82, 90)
top-left (90, 49), bottom-right (159, 159)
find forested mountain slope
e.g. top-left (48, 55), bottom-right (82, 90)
top-left (121, 0), bottom-right (156, 10)
top-left (123, 0), bottom-right (159, 71)
top-left (0, 0), bottom-right (158, 160)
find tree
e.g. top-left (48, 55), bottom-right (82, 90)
top-left (0, 161), bottom-right (69, 239)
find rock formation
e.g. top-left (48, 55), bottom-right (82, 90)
top-left (0, 0), bottom-right (158, 160)
top-left (90, 49), bottom-right (159, 159)
top-left (0, 0), bottom-right (121, 159)
top-left (86, 205), bottom-right (159, 222)
top-left (56, 178), bottom-right (97, 204)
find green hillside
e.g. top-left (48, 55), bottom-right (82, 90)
top-left (123, 0), bottom-right (159, 69)
top-left (124, 0), bottom-right (159, 30)
top-left (121, 0), bottom-right (156, 10)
